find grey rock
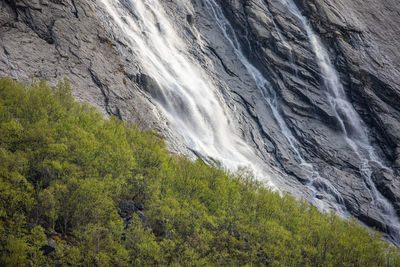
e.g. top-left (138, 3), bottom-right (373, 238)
top-left (372, 168), bottom-right (400, 216)
top-left (215, 0), bottom-right (400, 243)
top-left (118, 200), bottom-right (149, 229)
top-left (118, 200), bottom-right (136, 218)
top-left (40, 238), bottom-right (56, 256)
top-left (134, 202), bottom-right (144, 211)
top-left (136, 210), bottom-right (151, 229)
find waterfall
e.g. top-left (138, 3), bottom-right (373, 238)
top-left (98, 0), bottom-right (278, 187)
top-left (277, 0), bottom-right (400, 245)
top-left (204, 0), bottom-right (348, 214)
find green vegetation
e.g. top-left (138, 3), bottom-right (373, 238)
top-left (0, 77), bottom-right (399, 266)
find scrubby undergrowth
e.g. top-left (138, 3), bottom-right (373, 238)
top-left (0, 78), bottom-right (399, 266)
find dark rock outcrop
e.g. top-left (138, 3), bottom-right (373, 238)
top-left (118, 200), bottom-right (150, 229)
top-left (40, 238), bottom-right (57, 256)
top-left (118, 200), bottom-right (137, 219)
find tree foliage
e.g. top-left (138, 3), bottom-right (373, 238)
top-left (0, 77), bottom-right (399, 266)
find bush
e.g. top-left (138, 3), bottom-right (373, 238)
top-left (0, 77), bottom-right (399, 266)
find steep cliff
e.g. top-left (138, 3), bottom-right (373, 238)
top-left (215, 0), bottom-right (400, 240)
top-left (1, 0), bottom-right (399, 244)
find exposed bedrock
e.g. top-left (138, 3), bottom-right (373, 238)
top-left (217, 0), bottom-right (400, 240)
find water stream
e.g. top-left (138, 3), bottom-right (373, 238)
top-left (204, 0), bottom-right (347, 213)
top-left (98, 0), bottom-right (278, 187)
top-left (277, 0), bottom-right (400, 244)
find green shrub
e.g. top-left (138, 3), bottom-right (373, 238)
top-left (0, 77), bottom-right (399, 266)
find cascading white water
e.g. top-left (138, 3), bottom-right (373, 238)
top-left (277, 0), bottom-right (400, 244)
top-left (204, 0), bottom-right (348, 214)
top-left (98, 0), bottom-right (279, 187)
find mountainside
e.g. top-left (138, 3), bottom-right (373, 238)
top-left (1, 0), bottom-right (400, 245)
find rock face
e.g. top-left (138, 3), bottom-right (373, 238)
top-left (0, 0), bottom-right (163, 131)
top-left (295, 0), bottom-right (400, 215)
top-left (118, 200), bottom-right (150, 229)
top-left (1, 0), bottom-right (400, 244)
top-left (214, 0), bottom-right (400, 237)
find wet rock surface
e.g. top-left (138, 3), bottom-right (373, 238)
top-left (214, 0), bottom-right (400, 242)
top-left (1, 0), bottom-right (400, 244)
